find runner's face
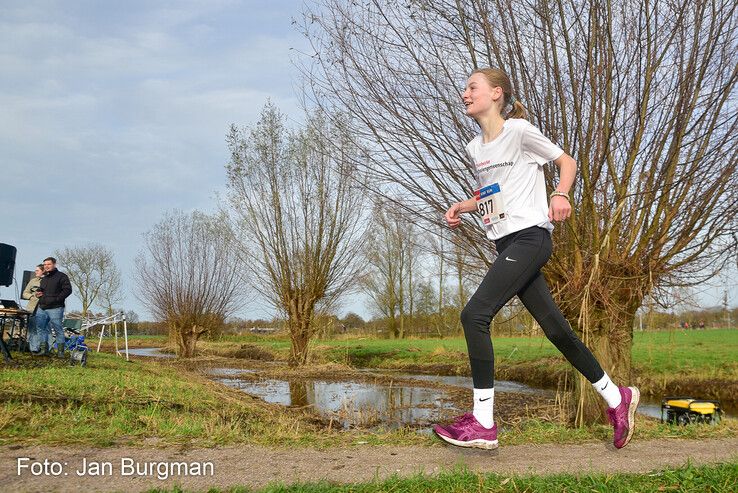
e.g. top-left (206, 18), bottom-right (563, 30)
top-left (462, 74), bottom-right (502, 118)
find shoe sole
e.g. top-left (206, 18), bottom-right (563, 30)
top-left (436, 433), bottom-right (499, 450)
top-left (623, 386), bottom-right (640, 448)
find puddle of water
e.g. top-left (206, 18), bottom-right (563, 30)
top-left (377, 372), bottom-right (544, 395)
top-left (208, 368), bottom-right (256, 376)
top-left (363, 369), bottom-right (734, 420)
top-left (637, 401), bottom-right (664, 420)
top-left (216, 377), bottom-right (458, 429)
top-left (127, 347), bottom-right (175, 358)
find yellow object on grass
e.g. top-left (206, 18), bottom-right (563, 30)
top-left (664, 399), bottom-right (719, 415)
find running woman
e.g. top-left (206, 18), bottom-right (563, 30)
top-left (433, 68), bottom-right (639, 450)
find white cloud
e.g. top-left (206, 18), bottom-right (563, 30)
top-left (0, 0), bottom-right (309, 318)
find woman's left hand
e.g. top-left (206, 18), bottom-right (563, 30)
top-left (548, 196), bottom-right (571, 222)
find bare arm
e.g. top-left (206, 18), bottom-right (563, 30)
top-left (444, 197), bottom-right (477, 228)
top-left (549, 152), bottom-right (576, 222)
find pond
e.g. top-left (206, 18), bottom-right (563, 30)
top-left (366, 370), bottom-right (544, 394)
top-left (127, 347), bottom-right (175, 358)
top-left (213, 376), bottom-right (458, 429)
top-left (128, 347), bottom-right (734, 422)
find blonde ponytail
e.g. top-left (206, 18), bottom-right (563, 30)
top-left (507, 100), bottom-right (527, 120)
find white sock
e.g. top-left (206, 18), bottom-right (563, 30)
top-left (592, 373), bottom-right (622, 408)
top-left (472, 388), bottom-right (495, 428)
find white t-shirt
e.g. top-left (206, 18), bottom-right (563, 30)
top-left (466, 118), bottom-right (564, 240)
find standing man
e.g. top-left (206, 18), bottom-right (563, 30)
top-left (35, 257), bottom-right (72, 357)
top-left (23, 264), bottom-right (45, 354)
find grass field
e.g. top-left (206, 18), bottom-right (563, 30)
top-left (150, 461), bottom-right (738, 493)
top-left (169, 328), bottom-right (737, 373)
top-left (309, 329), bottom-right (738, 375)
top-left (631, 329), bottom-right (738, 377)
top-left (0, 352), bottom-right (330, 448)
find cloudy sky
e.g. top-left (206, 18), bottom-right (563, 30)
top-left (1, 0), bottom-right (310, 319)
top-left (1, 0), bottom-right (735, 320)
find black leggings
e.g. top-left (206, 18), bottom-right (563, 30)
top-left (461, 226), bottom-right (604, 389)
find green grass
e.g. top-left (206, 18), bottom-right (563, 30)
top-left (125, 329), bottom-right (738, 379)
top-left (499, 418), bottom-right (737, 446)
top-left (149, 460), bottom-right (738, 492)
top-left (632, 329), bottom-right (738, 377)
top-left (295, 334), bottom-right (560, 373)
top-left (306, 329), bottom-right (738, 385)
top-left (0, 352), bottom-right (330, 448)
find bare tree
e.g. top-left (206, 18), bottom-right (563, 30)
top-left (414, 278), bottom-right (441, 335)
top-left (97, 263), bottom-right (122, 316)
top-left (361, 203), bottom-right (420, 338)
top-left (428, 231), bottom-right (449, 336)
top-left (55, 244), bottom-right (117, 318)
top-left (135, 210), bottom-right (243, 358)
top-left (299, 0), bottom-right (738, 422)
top-left (450, 233), bottom-right (483, 334)
top-left (225, 102), bottom-right (367, 366)
top-left (404, 225), bottom-right (420, 334)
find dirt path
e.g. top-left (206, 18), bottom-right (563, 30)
top-left (2, 437), bottom-right (737, 492)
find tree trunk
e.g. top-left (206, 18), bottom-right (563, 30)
top-left (288, 301), bottom-right (314, 367)
top-left (174, 323), bottom-right (199, 358)
top-left (398, 251), bottom-right (405, 339)
top-left (570, 302), bottom-right (636, 425)
top-left (438, 252), bottom-right (445, 336)
top-left (289, 381), bottom-right (309, 406)
top-left (289, 318), bottom-right (311, 366)
top-left (289, 320), bottom-right (305, 366)
top-left (457, 267), bottom-right (464, 335)
top-left (408, 259), bottom-right (414, 336)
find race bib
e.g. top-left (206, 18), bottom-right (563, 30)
top-left (475, 183), bottom-right (507, 225)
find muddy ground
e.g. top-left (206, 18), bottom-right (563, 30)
top-left (2, 437), bottom-right (737, 492)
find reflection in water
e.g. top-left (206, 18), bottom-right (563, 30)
top-left (385, 373), bottom-right (543, 394)
top-left (127, 347), bottom-right (175, 358)
top-left (637, 401), bottom-right (664, 419)
top-left (217, 378), bottom-right (458, 429)
top-left (218, 376), bottom-right (736, 428)
top-left (290, 380), bottom-right (309, 407)
top-left (208, 368), bottom-right (256, 376)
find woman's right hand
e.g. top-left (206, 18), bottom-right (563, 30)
top-left (445, 202), bottom-right (462, 229)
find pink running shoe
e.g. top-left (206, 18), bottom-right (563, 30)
top-left (433, 413), bottom-right (498, 449)
top-left (606, 386), bottom-right (640, 449)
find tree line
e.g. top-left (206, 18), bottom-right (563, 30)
top-left (58, 0), bottom-right (736, 426)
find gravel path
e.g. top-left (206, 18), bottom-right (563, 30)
top-left (2, 437), bottom-right (737, 492)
